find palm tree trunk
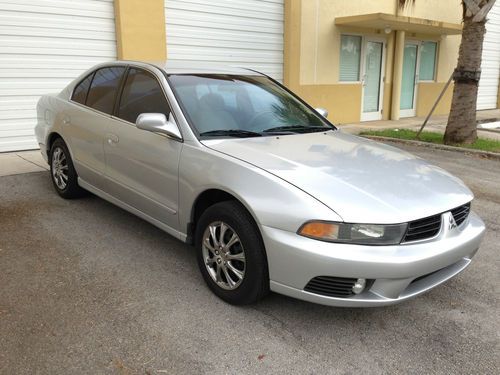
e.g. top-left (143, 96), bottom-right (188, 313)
top-left (444, 17), bottom-right (486, 144)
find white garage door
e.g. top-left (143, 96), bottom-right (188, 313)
top-left (165, 0), bottom-right (284, 81)
top-left (0, 0), bottom-right (117, 152)
top-left (478, 2), bottom-right (500, 110)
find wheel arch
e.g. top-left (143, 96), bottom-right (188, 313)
top-left (187, 188), bottom-right (262, 245)
top-left (47, 132), bottom-right (63, 152)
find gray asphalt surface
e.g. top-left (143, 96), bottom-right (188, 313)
top-left (1, 144), bottom-right (499, 375)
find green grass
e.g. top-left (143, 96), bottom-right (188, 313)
top-left (360, 129), bottom-right (500, 153)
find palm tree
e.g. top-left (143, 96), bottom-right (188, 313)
top-left (400, 0), bottom-right (496, 144)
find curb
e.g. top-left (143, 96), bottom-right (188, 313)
top-left (478, 127), bottom-right (500, 134)
top-left (362, 135), bottom-right (500, 161)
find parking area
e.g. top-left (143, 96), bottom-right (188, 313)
top-left (1, 144), bottom-right (499, 374)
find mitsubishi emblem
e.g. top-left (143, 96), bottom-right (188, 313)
top-left (448, 214), bottom-right (457, 230)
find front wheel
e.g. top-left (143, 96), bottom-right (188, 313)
top-left (195, 201), bottom-right (269, 305)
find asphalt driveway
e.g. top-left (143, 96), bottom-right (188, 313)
top-left (1, 144), bottom-right (499, 374)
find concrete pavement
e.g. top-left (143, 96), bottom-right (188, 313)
top-left (0, 150), bottom-right (48, 177)
top-left (0, 144), bottom-right (499, 374)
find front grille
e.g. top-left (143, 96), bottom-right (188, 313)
top-left (403, 214), bottom-right (442, 243)
top-left (451, 203), bottom-right (471, 226)
top-left (304, 276), bottom-right (356, 298)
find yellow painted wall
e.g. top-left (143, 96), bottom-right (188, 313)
top-left (299, 0), bottom-right (395, 85)
top-left (383, 83), bottom-right (393, 120)
top-left (300, 84), bottom-right (363, 124)
top-left (398, 0), bottom-right (463, 24)
top-left (283, 0), bottom-right (463, 123)
top-left (284, 0), bottom-right (301, 91)
top-left (416, 82), bottom-right (454, 117)
top-left (114, 0), bottom-right (166, 60)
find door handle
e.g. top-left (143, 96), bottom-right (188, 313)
top-left (106, 133), bottom-right (119, 145)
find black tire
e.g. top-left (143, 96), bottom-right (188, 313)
top-left (195, 201), bottom-right (269, 305)
top-left (49, 138), bottom-right (86, 199)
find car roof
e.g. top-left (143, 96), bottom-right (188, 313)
top-left (120, 60), bottom-right (263, 76)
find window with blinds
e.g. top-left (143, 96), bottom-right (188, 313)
top-left (339, 35), bottom-right (362, 82)
top-left (419, 41), bottom-right (437, 81)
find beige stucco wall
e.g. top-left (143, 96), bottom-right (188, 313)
top-left (284, 0), bottom-right (463, 123)
top-left (113, 0), bottom-right (465, 124)
top-left (398, 0), bottom-right (463, 24)
top-left (299, 0), bottom-right (396, 85)
top-left (114, 0), bottom-right (166, 60)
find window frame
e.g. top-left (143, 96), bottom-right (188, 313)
top-left (418, 40), bottom-right (438, 82)
top-left (112, 65), bottom-right (184, 142)
top-left (165, 72), bottom-right (338, 141)
top-left (114, 66), bottom-right (173, 125)
top-left (85, 66), bottom-right (127, 116)
top-left (69, 64), bottom-right (182, 141)
top-left (69, 64), bottom-right (127, 117)
top-left (339, 33), bottom-right (363, 83)
top-left (70, 71), bottom-right (95, 105)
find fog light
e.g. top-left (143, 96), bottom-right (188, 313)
top-left (352, 278), bottom-right (366, 295)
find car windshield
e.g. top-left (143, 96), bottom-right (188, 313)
top-left (167, 74), bottom-right (334, 138)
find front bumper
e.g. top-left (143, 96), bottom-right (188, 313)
top-left (262, 211), bottom-right (485, 307)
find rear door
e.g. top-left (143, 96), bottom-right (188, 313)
top-left (68, 66), bottom-right (126, 190)
top-left (103, 67), bottom-right (182, 230)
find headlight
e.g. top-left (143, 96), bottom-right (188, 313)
top-left (298, 221), bottom-right (408, 245)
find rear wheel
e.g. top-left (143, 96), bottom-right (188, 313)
top-left (49, 138), bottom-right (86, 199)
top-left (195, 201), bottom-right (269, 305)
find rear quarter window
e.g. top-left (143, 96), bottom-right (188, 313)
top-left (86, 67), bottom-right (126, 114)
top-left (71, 73), bottom-right (94, 104)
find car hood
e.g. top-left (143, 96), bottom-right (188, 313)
top-left (202, 130), bottom-right (473, 224)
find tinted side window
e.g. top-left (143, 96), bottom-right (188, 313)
top-left (71, 73), bottom-right (94, 104)
top-left (118, 68), bottom-right (170, 123)
top-left (86, 67), bottom-right (126, 114)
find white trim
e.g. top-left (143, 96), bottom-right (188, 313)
top-left (360, 36), bottom-right (386, 122)
top-left (400, 40), bottom-right (420, 118)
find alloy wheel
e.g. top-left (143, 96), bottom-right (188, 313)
top-left (51, 146), bottom-right (69, 190)
top-left (202, 221), bottom-right (246, 290)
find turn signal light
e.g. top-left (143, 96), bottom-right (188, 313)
top-left (299, 222), bottom-right (339, 239)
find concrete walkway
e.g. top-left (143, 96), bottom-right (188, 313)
top-left (0, 150), bottom-right (48, 177)
top-left (340, 108), bottom-right (500, 141)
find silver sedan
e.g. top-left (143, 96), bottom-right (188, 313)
top-left (35, 61), bottom-right (485, 307)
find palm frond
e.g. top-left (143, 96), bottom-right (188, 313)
top-left (398, 0), bottom-right (415, 8)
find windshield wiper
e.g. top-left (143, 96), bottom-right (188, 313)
top-left (262, 125), bottom-right (332, 134)
top-left (199, 129), bottom-right (262, 138)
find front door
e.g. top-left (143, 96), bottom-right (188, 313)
top-left (361, 39), bottom-right (385, 121)
top-left (400, 42), bottom-right (419, 118)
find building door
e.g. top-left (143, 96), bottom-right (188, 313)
top-left (400, 42), bottom-right (420, 118)
top-left (477, 1), bottom-right (500, 110)
top-left (0, 0), bottom-right (117, 152)
top-left (361, 39), bottom-right (385, 121)
top-left (165, 0), bottom-right (284, 82)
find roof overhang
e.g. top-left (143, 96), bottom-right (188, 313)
top-left (335, 13), bottom-right (462, 35)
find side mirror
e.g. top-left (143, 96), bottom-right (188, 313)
top-left (136, 113), bottom-right (182, 139)
top-left (315, 107), bottom-right (329, 118)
